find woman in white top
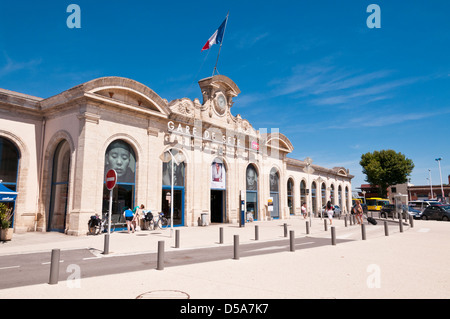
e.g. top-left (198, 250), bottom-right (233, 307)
top-left (326, 201), bottom-right (334, 225)
top-left (301, 202), bottom-right (307, 219)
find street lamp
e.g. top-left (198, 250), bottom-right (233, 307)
top-left (303, 157), bottom-right (314, 226)
top-left (427, 169), bottom-right (434, 200)
top-left (435, 158), bottom-right (445, 203)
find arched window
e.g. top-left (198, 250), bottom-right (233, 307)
top-left (330, 184), bottom-right (335, 205)
top-left (311, 181), bottom-right (317, 214)
top-left (48, 140), bottom-right (70, 232)
top-left (269, 168), bottom-right (280, 218)
top-left (0, 137), bottom-right (19, 227)
top-left (287, 178), bottom-right (294, 215)
top-left (0, 137), bottom-right (19, 191)
top-left (103, 140), bottom-right (136, 229)
top-left (300, 180), bottom-right (307, 208)
top-left (162, 149), bottom-right (185, 226)
top-left (338, 185), bottom-right (343, 209)
top-left (345, 186), bottom-right (349, 213)
top-left (321, 183), bottom-right (326, 210)
top-left (246, 164), bottom-right (258, 220)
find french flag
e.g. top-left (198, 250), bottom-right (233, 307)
top-left (202, 15), bottom-right (228, 51)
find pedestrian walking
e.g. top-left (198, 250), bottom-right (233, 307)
top-left (355, 200), bottom-right (364, 225)
top-left (326, 201), bottom-right (334, 225)
top-left (301, 202), bottom-right (307, 219)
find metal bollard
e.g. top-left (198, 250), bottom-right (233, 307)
top-left (384, 221), bottom-right (389, 236)
top-left (399, 220), bottom-right (404, 233)
top-left (219, 227), bottom-right (224, 244)
top-left (290, 231), bottom-right (295, 252)
top-left (175, 229), bottom-right (180, 248)
top-left (324, 219), bottom-right (328, 231)
top-left (49, 249), bottom-right (60, 285)
top-left (361, 224), bottom-right (366, 240)
top-left (344, 216), bottom-right (348, 227)
top-left (284, 223), bottom-right (288, 237)
top-left (255, 225), bottom-right (259, 241)
top-left (233, 235), bottom-right (239, 260)
top-left (306, 221), bottom-right (310, 235)
top-left (409, 215), bottom-right (414, 228)
top-left (331, 226), bottom-right (336, 246)
top-left (157, 241), bottom-right (164, 270)
top-left (103, 233), bottom-right (110, 255)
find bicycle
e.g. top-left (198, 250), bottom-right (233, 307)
top-left (152, 212), bottom-right (170, 230)
top-left (88, 213), bottom-right (115, 235)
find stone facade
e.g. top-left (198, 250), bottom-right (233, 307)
top-left (0, 75), bottom-right (353, 236)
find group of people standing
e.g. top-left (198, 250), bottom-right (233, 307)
top-left (300, 201), bottom-right (336, 224)
top-left (300, 199), bottom-right (365, 225)
top-left (123, 204), bottom-right (146, 234)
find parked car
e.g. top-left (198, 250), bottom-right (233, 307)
top-left (421, 205), bottom-right (450, 221)
top-left (321, 205), bottom-right (341, 218)
top-left (409, 200), bottom-right (442, 212)
top-left (380, 204), bottom-right (397, 218)
top-left (408, 206), bottom-right (423, 220)
top-left (380, 204), bottom-right (410, 219)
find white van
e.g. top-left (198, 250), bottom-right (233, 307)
top-left (409, 200), bottom-right (441, 212)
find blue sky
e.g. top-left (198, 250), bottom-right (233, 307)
top-left (1, 0), bottom-right (449, 193)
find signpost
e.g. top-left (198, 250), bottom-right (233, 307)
top-left (104, 169), bottom-right (117, 255)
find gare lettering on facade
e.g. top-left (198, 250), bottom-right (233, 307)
top-left (167, 120), bottom-right (260, 150)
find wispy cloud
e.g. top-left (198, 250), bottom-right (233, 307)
top-left (231, 30), bottom-right (270, 49)
top-left (271, 63), bottom-right (425, 107)
top-left (337, 109), bottom-right (450, 129)
top-left (0, 52), bottom-right (42, 77)
top-left (235, 60), bottom-right (427, 110)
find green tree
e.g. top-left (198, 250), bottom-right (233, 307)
top-left (360, 150), bottom-right (414, 198)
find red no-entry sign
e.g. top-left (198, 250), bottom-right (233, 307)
top-left (105, 169), bottom-right (117, 190)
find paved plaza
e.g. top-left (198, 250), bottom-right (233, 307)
top-left (1, 216), bottom-right (449, 299)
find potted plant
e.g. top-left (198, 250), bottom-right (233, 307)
top-left (0, 203), bottom-right (13, 241)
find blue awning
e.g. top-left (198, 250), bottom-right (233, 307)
top-left (0, 183), bottom-right (17, 202)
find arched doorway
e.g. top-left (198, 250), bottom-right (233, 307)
top-left (269, 167), bottom-right (280, 219)
top-left (102, 139), bottom-right (136, 230)
top-left (210, 157), bottom-right (226, 223)
top-left (246, 164), bottom-right (258, 221)
top-left (48, 140), bottom-right (71, 232)
top-left (162, 149), bottom-right (185, 226)
top-left (287, 178), bottom-right (294, 215)
top-left (0, 137), bottom-right (20, 228)
top-left (321, 182), bottom-right (326, 211)
top-left (311, 181), bottom-right (317, 215)
top-left (300, 180), bottom-right (307, 208)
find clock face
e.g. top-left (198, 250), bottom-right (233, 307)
top-left (215, 94), bottom-right (227, 115)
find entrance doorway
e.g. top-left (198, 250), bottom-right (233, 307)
top-left (210, 190), bottom-right (225, 223)
top-left (48, 140), bottom-right (71, 232)
top-left (162, 188), bottom-right (184, 226)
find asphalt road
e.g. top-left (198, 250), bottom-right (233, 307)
top-left (0, 235), bottom-right (353, 289)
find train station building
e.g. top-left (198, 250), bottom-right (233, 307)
top-left (0, 75), bottom-right (353, 235)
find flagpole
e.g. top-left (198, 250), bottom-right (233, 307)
top-left (213, 12), bottom-right (229, 76)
